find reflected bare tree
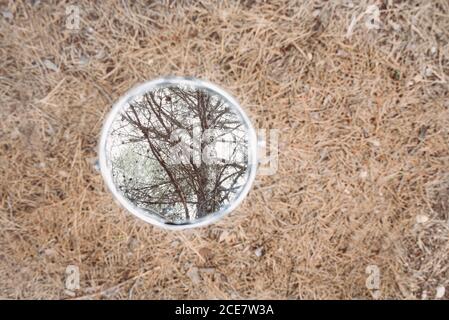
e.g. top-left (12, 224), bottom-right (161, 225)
top-left (106, 85), bottom-right (248, 223)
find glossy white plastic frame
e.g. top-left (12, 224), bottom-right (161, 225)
top-left (98, 77), bottom-right (258, 230)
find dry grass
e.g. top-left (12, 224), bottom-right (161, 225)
top-left (1, 0), bottom-right (448, 299)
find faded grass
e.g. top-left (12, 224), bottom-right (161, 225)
top-left (0, 0), bottom-right (448, 299)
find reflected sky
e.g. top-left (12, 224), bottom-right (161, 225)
top-left (105, 83), bottom-right (250, 223)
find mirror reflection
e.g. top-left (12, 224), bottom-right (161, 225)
top-left (105, 82), bottom-right (250, 223)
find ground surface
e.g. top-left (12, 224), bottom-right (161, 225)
top-left (1, 0), bottom-right (448, 299)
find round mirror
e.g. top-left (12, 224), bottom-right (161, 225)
top-left (98, 77), bottom-right (257, 229)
